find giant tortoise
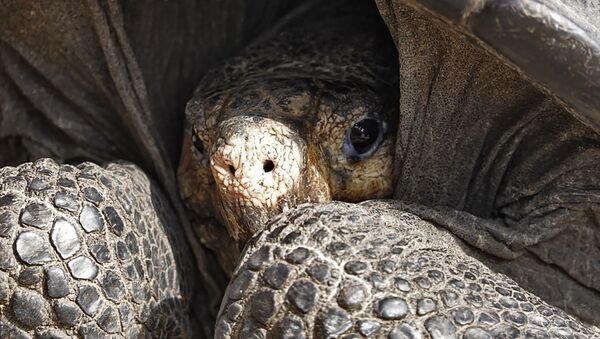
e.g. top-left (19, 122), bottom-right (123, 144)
top-left (1, 0), bottom-right (600, 338)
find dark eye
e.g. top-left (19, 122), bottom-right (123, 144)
top-left (342, 118), bottom-right (387, 162)
top-left (192, 132), bottom-right (205, 154)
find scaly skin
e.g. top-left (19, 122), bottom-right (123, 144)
top-left (216, 202), bottom-right (600, 338)
top-left (0, 159), bottom-right (204, 338)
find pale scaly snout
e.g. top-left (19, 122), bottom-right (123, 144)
top-left (210, 116), bottom-right (305, 213)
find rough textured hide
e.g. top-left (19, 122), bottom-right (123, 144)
top-left (216, 202), bottom-right (600, 338)
top-left (376, 0), bottom-right (600, 324)
top-left (0, 159), bottom-right (206, 337)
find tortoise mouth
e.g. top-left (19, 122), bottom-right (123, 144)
top-left (214, 173), bottom-right (325, 246)
top-left (220, 202), bottom-right (273, 244)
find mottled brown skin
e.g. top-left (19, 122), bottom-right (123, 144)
top-left (178, 5), bottom-right (398, 273)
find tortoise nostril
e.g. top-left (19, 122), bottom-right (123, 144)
top-left (263, 160), bottom-right (274, 173)
top-left (228, 165), bottom-right (236, 175)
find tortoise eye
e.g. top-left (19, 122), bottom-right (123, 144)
top-left (342, 118), bottom-right (387, 163)
top-left (192, 132), bottom-right (205, 154)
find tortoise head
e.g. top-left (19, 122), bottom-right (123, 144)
top-left (178, 28), bottom-right (398, 268)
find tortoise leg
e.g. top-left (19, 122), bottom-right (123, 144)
top-left (365, 199), bottom-right (600, 324)
top-left (0, 159), bottom-right (206, 338)
top-left (216, 202), bottom-right (599, 338)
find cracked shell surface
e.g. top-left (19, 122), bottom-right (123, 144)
top-left (0, 159), bottom-right (199, 337)
top-left (216, 202), bottom-right (600, 338)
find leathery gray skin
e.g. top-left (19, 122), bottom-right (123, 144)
top-left (216, 202), bottom-right (600, 338)
top-left (178, 0), bottom-right (399, 274)
top-left (0, 159), bottom-right (200, 338)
